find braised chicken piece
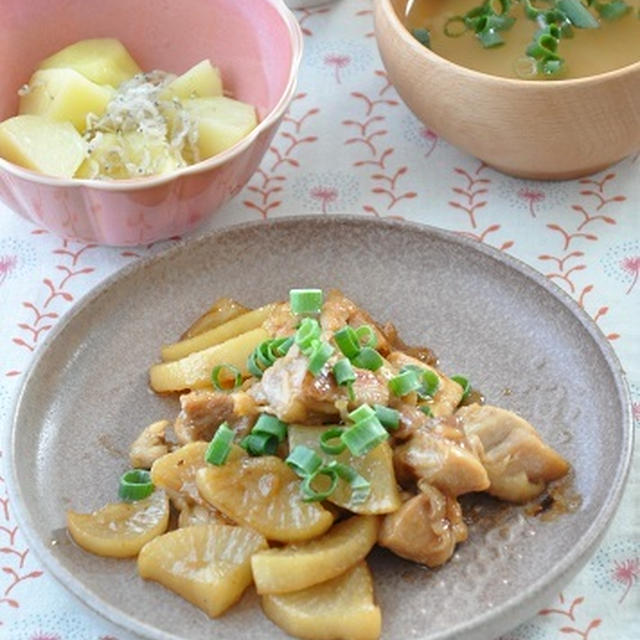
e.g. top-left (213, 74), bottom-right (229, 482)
top-left (174, 390), bottom-right (257, 443)
top-left (320, 290), bottom-right (391, 355)
top-left (378, 485), bottom-right (467, 567)
top-left (263, 301), bottom-right (298, 338)
top-left (249, 352), bottom-right (335, 423)
top-left (456, 404), bottom-right (569, 503)
top-left (249, 350), bottom-right (389, 423)
top-left (394, 426), bottom-right (490, 496)
top-left (129, 419), bottom-right (172, 469)
top-left (393, 404), bottom-right (430, 441)
top-left (386, 351), bottom-right (463, 417)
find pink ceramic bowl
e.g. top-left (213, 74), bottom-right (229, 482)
top-left (0, 0), bottom-right (302, 246)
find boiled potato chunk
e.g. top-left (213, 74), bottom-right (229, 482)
top-left (20, 68), bottom-right (113, 133)
top-left (252, 515), bottom-right (379, 594)
top-left (39, 38), bottom-right (141, 87)
top-left (262, 561), bottom-right (381, 640)
top-left (75, 131), bottom-right (180, 179)
top-left (196, 456), bottom-right (334, 542)
top-left (149, 327), bottom-right (268, 392)
top-left (151, 441), bottom-right (246, 507)
top-left (168, 59), bottom-right (223, 100)
top-left (288, 425), bottom-right (401, 515)
top-left (184, 96), bottom-right (258, 159)
top-left (67, 490), bottom-right (169, 558)
top-left (0, 115), bottom-right (86, 178)
top-left (162, 304), bottom-right (275, 362)
top-left (138, 524), bottom-right (267, 617)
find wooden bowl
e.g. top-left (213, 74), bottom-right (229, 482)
top-left (374, 0), bottom-right (640, 180)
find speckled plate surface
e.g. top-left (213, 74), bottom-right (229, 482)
top-left (8, 216), bottom-right (632, 640)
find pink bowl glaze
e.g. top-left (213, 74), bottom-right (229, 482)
top-left (0, 0), bottom-right (302, 246)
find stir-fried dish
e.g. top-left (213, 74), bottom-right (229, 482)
top-left (67, 289), bottom-right (570, 640)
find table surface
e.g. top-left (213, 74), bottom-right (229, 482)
top-left (0, 1), bottom-right (638, 639)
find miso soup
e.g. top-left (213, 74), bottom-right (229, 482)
top-left (405, 0), bottom-right (640, 80)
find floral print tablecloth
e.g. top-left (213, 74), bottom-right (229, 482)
top-left (0, 1), bottom-right (638, 639)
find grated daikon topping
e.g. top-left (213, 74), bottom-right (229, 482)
top-left (82, 71), bottom-right (201, 179)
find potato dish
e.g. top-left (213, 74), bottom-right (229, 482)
top-left (0, 38), bottom-right (257, 179)
top-left (67, 289), bottom-right (569, 640)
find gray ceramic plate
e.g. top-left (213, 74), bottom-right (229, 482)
top-left (8, 217), bottom-right (632, 640)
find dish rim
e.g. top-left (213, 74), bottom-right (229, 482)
top-left (0, 0), bottom-right (304, 189)
top-left (6, 215), bottom-right (634, 640)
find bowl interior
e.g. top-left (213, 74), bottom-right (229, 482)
top-left (10, 217), bottom-right (631, 640)
top-left (0, 0), bottom-right (293, 121)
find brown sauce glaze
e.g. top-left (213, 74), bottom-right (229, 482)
top-left (525, 471), bottom-right (582, 522)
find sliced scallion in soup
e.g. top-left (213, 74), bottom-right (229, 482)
top-left (405, 0), bottom-right (640, 79)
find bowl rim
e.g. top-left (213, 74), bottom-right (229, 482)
top-left (5, 214), bottom-right (634, 640)
top-left (0, 0), bottom-right (303, 190)
top-left (377, 0), bottom-right (640, 88)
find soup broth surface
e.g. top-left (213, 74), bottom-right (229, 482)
top-left (405, 0), bottom-right (640, 79)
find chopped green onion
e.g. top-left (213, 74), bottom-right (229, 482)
top-left (462, 0), bottom-right (515, 49)
top-left (248, 349), bottom-right (266, 378)
top-left (514, 55), bottom-right (539, 78)
top-left (420, 405), bottom-right (434, 417)
top-left (537, 23), bottom-right (563, 41)
top-left (307, 340), bottom-right (334, 376)
top-left (419, 369), bottom-right (441, 398)
top-left (595, 0), bottom-right (630, 20)
top-left (341, 415), bottom-right (389, 456)
top-left (333, 326), bottom-right (361, 359)
top-left (333, 358), bottom-right (356, 387)
top-left (444, 16), bottom-right (468, 37)
top-left (541, 58), bottom-right (564, 75)
top-left (523, 0), bottom-right (555, 19)
top-left (326, 461), bottom-right (371, 504)
top-left (301, 466), bottom-right (339, 502)
top-left (451, 375), bottom-right (472, 401)
top-left (295, 317), bottom-right (322, 352)
top-left (252, 413), bottom-right (288, 443)
top-left (355, 325), bottom-right (377, 349)
top-left (477, 28), bottom-right (505, 47)
top-left (373, 404), bottom-right (400, 431)
top-left (289, 288), bottom-right (324, 315)
top-left (526, 34), bottom-right (559, 57)
top-left (557, 19), bottom-right (575, 38)
top-left (286, 445), bottom-right (323, 478)
top-left (352, 347), bottom-right (383, 372)
top-left (241, 432), bottom-right (278, 456)
top-left (273, 336), bottom-right (294, 357)
top-left (388, 369), bottom-right (422, 397)
top-left (483, 13), bottom-right (516, 30)
top-left (118, 469), bottom-right (154, 502)
top-left (204, 423), bottom-right (235, 465)
top-left (247, 337), bottom-right (294, 379)
top-left (412, 27), bottom-right (431, 48)
top-left (557, 0), bottom-right (600, 27)
top-left (211, 363), bottom-right (242, 392)
top-left (348, 403), bottom-right (376, 423)
top-left (524, 23), bottom-right (565, 77)
top-left (320, 427), bottom-right (347, 455)
top-left (398, 364), bottom-right (439, 397)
